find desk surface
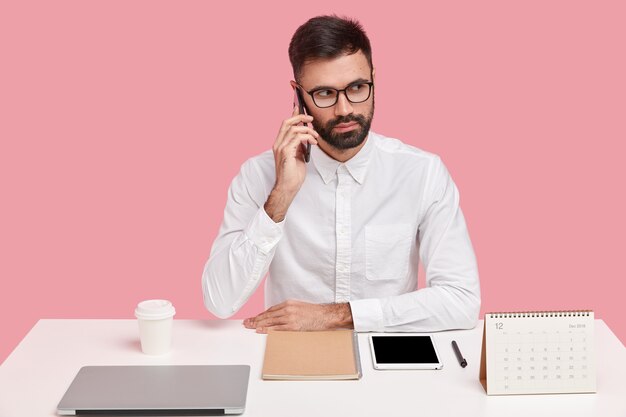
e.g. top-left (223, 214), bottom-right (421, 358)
top-left (0, 319), bottom-right (624, 417)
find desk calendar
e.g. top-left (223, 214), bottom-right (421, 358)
top-left (479, 310), bottom-right (596, 395)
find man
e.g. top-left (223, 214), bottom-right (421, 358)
top-left (202, 15), bottom-right (480, 333)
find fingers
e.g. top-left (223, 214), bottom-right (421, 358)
top-left (273, 112), bottom-right (316, 152)
top-left (244, 300), bottom-right (308, 332)
top-left (247, 309), bottom-right (284, 325)
top-left (277, 133), bottom-right (317, 160)
top-left (256, 324), bottom-right (296, 334)
top-left (275, 112), bottom-right (311, 144)
top-left (244, 315), bottom-right (288, 330)
top-left (244, 304), bottom-right (288, 329)
top-left (287, 114), bottom-right (313, 127)
top-left (278, 126), bottom-right (319, 145)
top-left (254, 315), bottom-right (289, 329)
top-left (274, 125), bottom-right (318, 155)
top-left (286, 125), bottom-right (319, 137)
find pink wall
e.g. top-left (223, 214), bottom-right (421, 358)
top-left (2, 1), bottom-right (625, 364)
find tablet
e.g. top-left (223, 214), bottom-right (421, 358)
top-left (369, 335), bottom-right (443, 370)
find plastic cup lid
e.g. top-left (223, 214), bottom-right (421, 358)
top-left (135, 299), bottom-right (176, 320)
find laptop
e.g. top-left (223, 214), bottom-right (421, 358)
top-left (57, 365), bottom-right (250, 416)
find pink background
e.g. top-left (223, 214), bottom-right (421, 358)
top-left (1, 1), bottom-right (625, 364)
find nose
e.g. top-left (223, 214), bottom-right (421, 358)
top-left (334, 91), bottom-right (354, 117)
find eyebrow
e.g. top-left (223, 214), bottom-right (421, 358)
top-left (308, 77), bottom-right (371, 92)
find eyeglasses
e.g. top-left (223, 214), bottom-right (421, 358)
top-left (297, 81), bottom-right (374, 108)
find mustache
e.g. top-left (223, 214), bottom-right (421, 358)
top-left (328, 114), bottom-right (366, 129)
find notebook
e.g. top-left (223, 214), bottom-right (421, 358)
top-left (262, 330), bottom-right (362, 380)
top-left (479, 310), bottom-right (595, 395)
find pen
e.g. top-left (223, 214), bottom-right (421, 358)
top-left (451, 340), bottom-right (467, 368)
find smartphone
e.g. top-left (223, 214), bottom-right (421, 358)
top-left (294, 88), bottom-right (312, 163)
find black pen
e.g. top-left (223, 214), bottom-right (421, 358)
top-left (451, 340), bottom-right (467, 368)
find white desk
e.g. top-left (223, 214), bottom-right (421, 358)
top-left (0, 319), bottom-right (624, 416)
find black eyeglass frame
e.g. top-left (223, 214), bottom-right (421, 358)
top-left (295, 81), bottom-right (374, 108)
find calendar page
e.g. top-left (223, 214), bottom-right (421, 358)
top-left (480, 311), bottom-right (595, 395)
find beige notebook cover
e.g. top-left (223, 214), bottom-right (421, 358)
top-left (262, 330), bottom-right (362, 380)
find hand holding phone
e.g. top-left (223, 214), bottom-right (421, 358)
top-left (265, 98), bottom-right (318, 223)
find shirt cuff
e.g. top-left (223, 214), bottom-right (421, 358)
top-left (349, 298), bottom-right (385, 332)
top-left (244, 206), bottom-right (285, 254)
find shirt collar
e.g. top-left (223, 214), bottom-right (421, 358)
top-left (311, 131), bottom-right (376, 185)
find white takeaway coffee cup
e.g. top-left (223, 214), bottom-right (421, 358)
top-left (134, 299), bottom-right (176, 355)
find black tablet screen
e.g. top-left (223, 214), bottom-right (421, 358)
top-left (372, 336), bottom-right (439, 364)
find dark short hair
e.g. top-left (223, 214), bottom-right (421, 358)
top-left (288, 15), bottom-right (373, 82)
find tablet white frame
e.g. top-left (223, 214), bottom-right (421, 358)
top-left (369, 334), bottom-right (443, 370)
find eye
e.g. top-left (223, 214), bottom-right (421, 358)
top-left (349, 83), bottom-right (366, 92)
top-left (314, 89), bottom-right (336, 98)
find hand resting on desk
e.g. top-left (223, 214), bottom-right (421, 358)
top-left (243, 300), bottom-right (354, 333)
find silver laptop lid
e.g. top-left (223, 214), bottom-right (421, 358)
top-left (57, 365), bottom-right (250, 416)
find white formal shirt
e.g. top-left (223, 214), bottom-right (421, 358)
top-left (202, 131), bottom-right (480, 332)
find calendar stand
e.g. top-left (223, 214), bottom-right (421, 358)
top-left (479, 310), bottom-right (596, 395)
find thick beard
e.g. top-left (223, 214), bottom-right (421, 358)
top-left (311, 99), bottom-right (375, 151)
